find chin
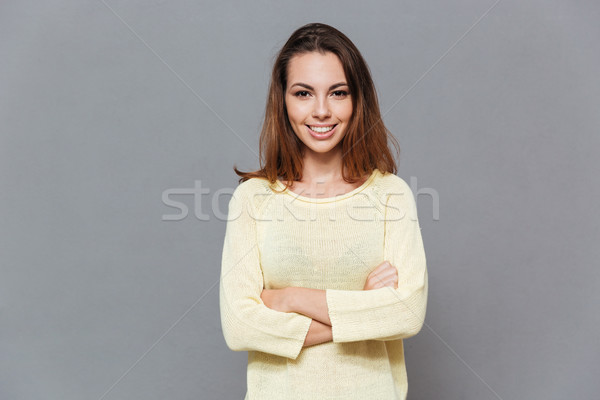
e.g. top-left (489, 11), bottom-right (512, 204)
top-left (303, 142), bottom-right (343, 155)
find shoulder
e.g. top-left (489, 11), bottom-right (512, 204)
top-left (371, 170), bottom-right (415, 202)
top-left (230, 177), bottom-right (274, 210)
top-left (369, 171), bottom-right (419, 221)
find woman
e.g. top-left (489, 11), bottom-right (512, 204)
top-left (219, 22), bottom-right (428, 399)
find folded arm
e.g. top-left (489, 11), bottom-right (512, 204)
top-left (270, 180), bottom-right (428, 344)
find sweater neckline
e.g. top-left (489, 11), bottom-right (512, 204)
top-left (274, 169), bottom-right (380, 204)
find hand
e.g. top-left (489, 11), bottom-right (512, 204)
top-left (363, 261), bottom-right (398, 290)
top-left (260, 288), bottom-right (292, 312)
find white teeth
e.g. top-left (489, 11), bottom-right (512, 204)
top-left (309, 125), bottom-right (335, 133)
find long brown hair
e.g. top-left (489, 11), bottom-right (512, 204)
top-left (234, 22), bottom-right (400, 187)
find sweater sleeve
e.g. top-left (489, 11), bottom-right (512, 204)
top-left (325, 178), bottom-right (428, 343)
top-left (219, 181), bottom-right (313, 359)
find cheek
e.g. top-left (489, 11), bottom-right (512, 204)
top-left (334, 101), bottom-right (353, 121)
top-left (285, 100), bottom-right (305, 125)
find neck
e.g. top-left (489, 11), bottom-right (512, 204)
top-left (300, 145), bottom-right (344, 182)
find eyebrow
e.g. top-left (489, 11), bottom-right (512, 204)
top-left (289, 82), bottom-right (349, 90)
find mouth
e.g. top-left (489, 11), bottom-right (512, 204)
top-left (306, 124), bottom-right (338, 139)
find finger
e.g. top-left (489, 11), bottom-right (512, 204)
top-left (384, 279), bottom-right (397, 288)
top-left (383, 263), bottom-right (397, 272)
top-left (374, 279), bottom-right (394, 289)
top-left (384, 265), bottom-right (398, 278)
top-left (370, 261), bottom-right (392, 274)
top-left (372, 268), bottom-right (397, 282)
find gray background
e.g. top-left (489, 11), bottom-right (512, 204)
top-left (1, 1), bottom-right (598, 399)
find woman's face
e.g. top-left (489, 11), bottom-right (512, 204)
top-left (284, 51), bottom-right (353, 157)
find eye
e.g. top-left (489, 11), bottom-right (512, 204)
top-left (294, 90), bottom-right (310, 98)
top-left (332, 90), bottom-right (349, 98)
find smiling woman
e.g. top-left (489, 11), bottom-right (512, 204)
top-left (220, 22), bottom-right (428, 400)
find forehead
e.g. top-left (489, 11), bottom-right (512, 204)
top-left (287, 51), bottom-right (347, 87)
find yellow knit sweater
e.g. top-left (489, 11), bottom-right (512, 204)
top-left (219, 168), bottom-right (428, 399)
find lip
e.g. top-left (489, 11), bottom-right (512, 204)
top-left (306, 124), bottom-right (337, 140)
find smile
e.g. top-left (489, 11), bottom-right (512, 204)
top-left (306, 124), bottom-right (338, 139)
top-left (308, 124), bottom-right (336, 133)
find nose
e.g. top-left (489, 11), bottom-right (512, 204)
top-left (312, 96), bottom-right (331, 119)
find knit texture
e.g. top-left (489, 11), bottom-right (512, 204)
top-left (219, 168), bottom-right (428, 399)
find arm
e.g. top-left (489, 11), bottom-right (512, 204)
top-left (219, 182), bottom-right (312, 360)
top-left (260, 288), bottom-right (332, 347)
top-left (324, 179), bottom-right (428, 343)
top-left (288, 287), bottom-right (331, 326)
top-left (303, 319), bottom-right (333, 347)
top-left (280, 261), bottom-right (400, 325)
